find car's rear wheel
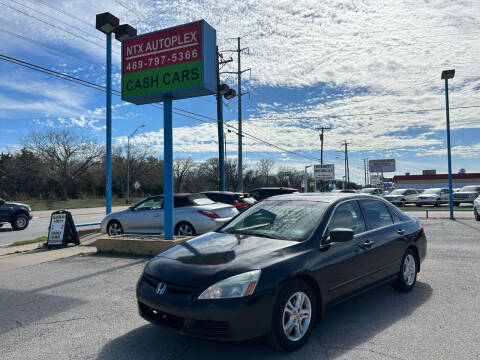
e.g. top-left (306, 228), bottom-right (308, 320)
top-left (454, 202), bottom-right (460, 207)
top-left (107, 220), bottom-right (123, 236)
top-left (400, 199), bottom-right (406, 207)
top-left (268, 279), bottom-right (317, 352)
top-left (11, 213), bottom-right (29, 231)
top-left (474, 208), bottom-right (480, 221)
top-left (393, 249), bottom-right (418, 292)
top-left (175, 222), bottom-right (196, 236)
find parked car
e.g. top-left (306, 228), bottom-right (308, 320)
top-left (249, 187), bottom-right (298, 201)
top-left (383, 188), bottom-right (419, 206)
top-left (474, 195), bottom-right (480, 221)
top-left (358, 188), bottom-right (384, 196)
top-left (136, 193), bottom-right (426, 351)
top-left (331, 189), bottom-right (357, 193)
top-left (0, 198), bottom-right (32, 231)
top-left (101, 193), bottom-right (238, 236)
top-left (415, 188), bottom-right (450, 207)
top-left (453, 185), bottom-right (480, 206)
top-left (201, 191), bottom-right (257, 212)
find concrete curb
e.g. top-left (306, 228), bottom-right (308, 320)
top-left (96, 235), bottom-right (194, 256)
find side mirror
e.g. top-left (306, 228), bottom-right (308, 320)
top-left (0, 199), bottom-right (4, 206)
top-left (328, 228), bottom-right (354, 243)
top-left (128, 206), bottom-right (134, 211)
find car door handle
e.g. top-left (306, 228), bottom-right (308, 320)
top-left (362, 240), bottom-right (374, 248)
top-left (397, 229), bottom-right (405, 235)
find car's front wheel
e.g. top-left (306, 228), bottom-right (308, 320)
top-left (11, 213), bottom-right (29, 231)
top-left (474, 208), bottom-right (480, 221)
top-left (269, 279), bottom-right (317, 352)
top-left (107, 220), bottom-right (123, 236)
top-left (393, 249), bottom-right (418, 292)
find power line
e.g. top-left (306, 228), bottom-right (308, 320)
top-left (10, 0), bottom-right (104, 41)
top-left (0, 54), bottom-right (319, 163)
top-left (0, 1), bottom-right (115, 52)
top-left (0, 29), bottom-right (105, 67)
top-left (33, 0), bottom-right (94, 27)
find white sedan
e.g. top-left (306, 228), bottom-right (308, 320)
top-left (101, 193), bottom-right (238, 236)
top-left (474, 195), bottom-right (480, 221)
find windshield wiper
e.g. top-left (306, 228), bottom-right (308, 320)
top-left (226, 230), bottom-right (286, 240)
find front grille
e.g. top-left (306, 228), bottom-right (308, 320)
top-left (139, 302), bottom-right (185, 330)
top-left (187, 320), bottom-right (230, 336)
top-left (142, 273), bottom-right (198, 295)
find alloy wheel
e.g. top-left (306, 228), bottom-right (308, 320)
top-left (177, 223), bottom-right (193, 236)
top-left (108, 222), bottom-right (122, 236)
top-left (403, 254), bottom-right (416, 286)
top-left (282, 291), bottom-right (312, 342)
top-left (15, 216), bottom-right (27, 229)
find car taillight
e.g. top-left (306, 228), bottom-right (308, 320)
top-left (198, 210), bottom-right (220, 219)
top-left (233, 201), bottom-right (248, 209)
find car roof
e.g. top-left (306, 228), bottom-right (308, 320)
top-left (265, 192), bottom-right (380, 203)
top-left (249, 187), bottom-right (298, 191)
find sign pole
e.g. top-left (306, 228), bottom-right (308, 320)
top-left (164, 97), bottom-right (174, 240)
top-left (106, 32), bottom-right (112, 215)
top-left (216, 46), bottom-right (225, 191)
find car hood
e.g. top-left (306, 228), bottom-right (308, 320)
top-left (144, 231), bottom-right (300, 288)
top-left (7, 202), bottom-right (30, 208)
top-left (384, 195), bottom-right (403, 198)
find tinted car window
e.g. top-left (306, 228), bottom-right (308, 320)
top-left (135, 197), bottom-right (163, 210)
top-left (327, 201), bottom-right (366, 236)
top-left (362, 200), bottom-right (393, 229)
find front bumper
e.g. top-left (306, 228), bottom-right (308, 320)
top-left (384, 198), bottom-right (404, 204)
top-left (416, 198), bottom-right (439, 205)
top-left (136, 273), bottom-right (274, 341)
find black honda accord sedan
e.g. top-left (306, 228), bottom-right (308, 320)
top-left (136, 193), bottom-right (427, 351)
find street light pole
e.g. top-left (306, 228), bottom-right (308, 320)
top-left (441, 69), bottom-right (455, 220)
top-left (126, 124), bottom-right (145, 204)
top-left (96, 12), bottom-right (136, 214)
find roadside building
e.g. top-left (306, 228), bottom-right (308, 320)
top-left (393, 172), bottom-right (480, 190)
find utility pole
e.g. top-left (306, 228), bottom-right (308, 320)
top-left (216, 47), bottom-right (233, 191)
top-left (319, 126), bottom-right (331, 166)
top-left (222, 37), bottom-right (250, 192)
top-left (343, 141), bottom-right (351, 188)
top-left (362, 158), bottom-right (368, 187)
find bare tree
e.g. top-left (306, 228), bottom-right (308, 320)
top-left (22, 129), bottom-right (103, 199)
top-left (256, 158), bottom-right (275, 186)
top-left (174, 157), bottom-right (194, 192)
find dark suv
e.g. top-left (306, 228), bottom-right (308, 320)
top-left (0, 198), bottom-right (32, 230)
top-left (249, 187), bottom-right (298, 201)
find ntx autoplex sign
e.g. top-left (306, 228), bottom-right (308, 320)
top-left (121, 20), bottom-right (216, 104)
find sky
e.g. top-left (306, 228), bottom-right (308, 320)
top-left (0, 0), bottom-right (479, 184)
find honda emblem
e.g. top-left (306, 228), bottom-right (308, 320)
top-left (155, 282), bottom-right (167, 295)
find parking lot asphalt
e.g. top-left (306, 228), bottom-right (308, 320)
top-left (0, 218), bottom-right (479, 360)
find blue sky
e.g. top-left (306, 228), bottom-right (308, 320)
top-left (1, 0), bottom-right (480, 184)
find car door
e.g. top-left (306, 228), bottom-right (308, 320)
top-left (124, 197), bottom-right (164, 233)
top-left (358, 199), bottom-right (404, 281)
top-left (406, 190), bottom-right (417, 202)
top-left (441, 189), bottom-right (450, 202)
top-left (317, 200), bottom-right (375, 302)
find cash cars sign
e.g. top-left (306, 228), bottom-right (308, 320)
top-left (121, 20), bottom-right (216, 104)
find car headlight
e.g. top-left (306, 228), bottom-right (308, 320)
top-left (198, 270), bottom-right (261, 300)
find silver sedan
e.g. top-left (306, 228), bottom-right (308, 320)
top-left (101, 193), bottom-right (238, 236)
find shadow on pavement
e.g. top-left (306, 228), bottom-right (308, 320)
top-left (0, 288), bottom-right (86, 335)
top-left (0, 228), bottom-right (13, 232)
top-left (97, 281), bottom-right (432, 359)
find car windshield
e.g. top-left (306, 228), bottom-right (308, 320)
top-left (359, 188), bottom-right (375, 193)
top-left (423, 189), bottom-right (440, 194)
top-left (390, 189), bottom-right (406, 195)
top-left (220, 200), bottom-right (328, 241)
top-left (461, 186), bottom-right (480, 192)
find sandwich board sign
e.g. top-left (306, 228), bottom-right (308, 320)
top-left (47, 210), bottom-right (80, 248)
top-left (120, 20), bottom-right (217, 240)
top-left (314, 164), bottom-right (335, 181)
top-left (121, 20), bottom-right (217, 104)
